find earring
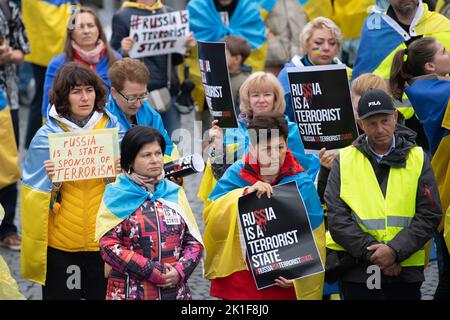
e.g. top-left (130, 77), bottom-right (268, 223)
top-left (128, 167), bottom-right (131, 174)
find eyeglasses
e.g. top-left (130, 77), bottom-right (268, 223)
top-left (117, 90), bottom-right (148, 104)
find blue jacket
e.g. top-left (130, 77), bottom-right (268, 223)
top-left (105, 96), bottom-right (175, 158)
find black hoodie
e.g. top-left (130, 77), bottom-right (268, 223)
top-left (324, 125), bottom-right (442, 284)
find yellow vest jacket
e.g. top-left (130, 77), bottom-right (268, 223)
top-left (324, 126), bottom-right (442, 283)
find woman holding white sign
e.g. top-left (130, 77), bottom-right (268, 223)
top-left (41, 7), bottom-right (121, 119)
top-left (96, 126), bottom-right (204, 300)
top-left (203, 113), bottom-right (325, 300)
top-left (277, 17), bottom-right (351, 123)
top-left (21, 63), bottom-right (124, 300)
top-left (198, 71), bottom-right (320, 205)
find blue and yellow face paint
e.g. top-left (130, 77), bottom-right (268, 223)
top-left (312, 47), bottom-right (321, 55)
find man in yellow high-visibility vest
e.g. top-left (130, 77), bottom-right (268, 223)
top-left (325, 89), bottom-right (442, 300)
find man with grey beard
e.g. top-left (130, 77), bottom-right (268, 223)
top-left (352, 0), bottom-right (450, 81)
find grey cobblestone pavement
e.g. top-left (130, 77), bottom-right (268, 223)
top-left (0, 106), bottom-right (439, 300)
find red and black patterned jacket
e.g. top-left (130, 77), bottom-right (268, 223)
top-left (100, 199), bottom-right (203, 300)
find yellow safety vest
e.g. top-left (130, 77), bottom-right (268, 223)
top-left (326, 145), bottom-right (425, 267)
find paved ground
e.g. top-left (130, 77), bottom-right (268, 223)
top-left (0, 105), bottom-right (439, 300)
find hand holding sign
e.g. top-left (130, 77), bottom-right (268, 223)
top-left (121, 36), bottom-right (135, 57)
top-left (184, 31), bottom-right (196, 51)
top-left (48, 128), bottom-right (120, 183)
top-left (247, 181), bottom-right (273, 199)
top-left (44, 160), bottom-right (56, 182)
top-left (274, 276), bottom-right (294, 288)
top-left (318, 148), bottom-right (337, 170)
top-left (238, 181), bottom-right (324, 289)
top-left (209, 120), bottom-right (224, 148)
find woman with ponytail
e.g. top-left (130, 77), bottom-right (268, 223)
top-left (390, 36), bottom-right (450, 300)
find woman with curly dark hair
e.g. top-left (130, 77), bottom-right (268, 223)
top-left (21, 63), bottom-right (124, 300)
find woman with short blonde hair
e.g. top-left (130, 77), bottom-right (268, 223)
top-left (278, 16), bottom-right (349, 123)
top-left (199, 72), bottom-right (320, 207)
top-left (299, 17), bottom-right (343, 56)
top-left (239, 71), bottom-right (286, 115)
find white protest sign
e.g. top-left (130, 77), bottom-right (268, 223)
top-left (129, 10), bottom-right (189, 58)
top-left (48, 128), bottom-right (120, 183)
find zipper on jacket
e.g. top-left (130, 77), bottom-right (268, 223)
top-left (125, 273), bottom-right (130, 299)
top-left (155, 202), bottom-right (162, 301)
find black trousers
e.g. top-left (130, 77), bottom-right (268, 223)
top-left (341, 281), bottom-right (422, 300)
top-left (42, 246), bottom-right (107, 300)
top-left (434, 233), bottom-right (450, 300)
top-left (0, 183), bottom-right (18, 240)
top-left (25, 64), bottom-right (46, 149)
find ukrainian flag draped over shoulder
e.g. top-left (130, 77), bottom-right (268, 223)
top-left (105, 96), bottom-right (179, 162)
top-left (197, 118), bottom-right (320, 205)
top-left (188, 0), bottom-right (266, 49)
top-left (23, 0), bottom-right (79, 67)
top-left (406, 77), bottom-right (450, 247)
top-left (95, 175), bottom-right (203, 246)
top-left (352, 2), bottom-right (450, 80)
top-left (20, 110), bottom-right (122, 285)
top-left (203, 160), bottom-right (325, 300)
top-left (0, 90), bottom-right (20, 189)
top-left (185, 0), bottom-right (267, 111)
top-left (405, 78), bottom-right (450, 155)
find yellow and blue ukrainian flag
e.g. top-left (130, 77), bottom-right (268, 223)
top-left (20, 109), bottom-right (123, 285)
top-left (203, 159), bottom-right (325, 299)
top-left (405, 78), bottom-right (450, 241)
top-left (22, 0), bottom-right (79, 67)
top-left (0, 89), bottom-right (20, 190)
top-left (352, 2), bottom-right (450, 80)
top-left (300, 0), bottom-right (375, 40)
top-left (95, 174), bottom-right (203, 245)
top-left (184, 0), bottom-right (268, 112)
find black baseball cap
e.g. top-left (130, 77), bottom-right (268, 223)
top-left (357, 88), bottom-right (396, 120)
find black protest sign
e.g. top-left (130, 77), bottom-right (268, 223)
top-left (237, 181), bottom-right (324, 289)
top-left (287, 64), bottom-right (359, 152)
top-left (197, 41), bottom-right (237, 128)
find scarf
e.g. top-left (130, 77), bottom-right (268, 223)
top-left (48, 105), bottom-right (104, 132)
top-left (72, 39), bottom-right (106, 66)
top-left (123, 170), bottom-right (165, 194)
top-left (121, 0), bottom-right (163, 11)
top-left (238, 149), bottom-right (304, 186)
top-left (64, 111), bottom-right (94, 128)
